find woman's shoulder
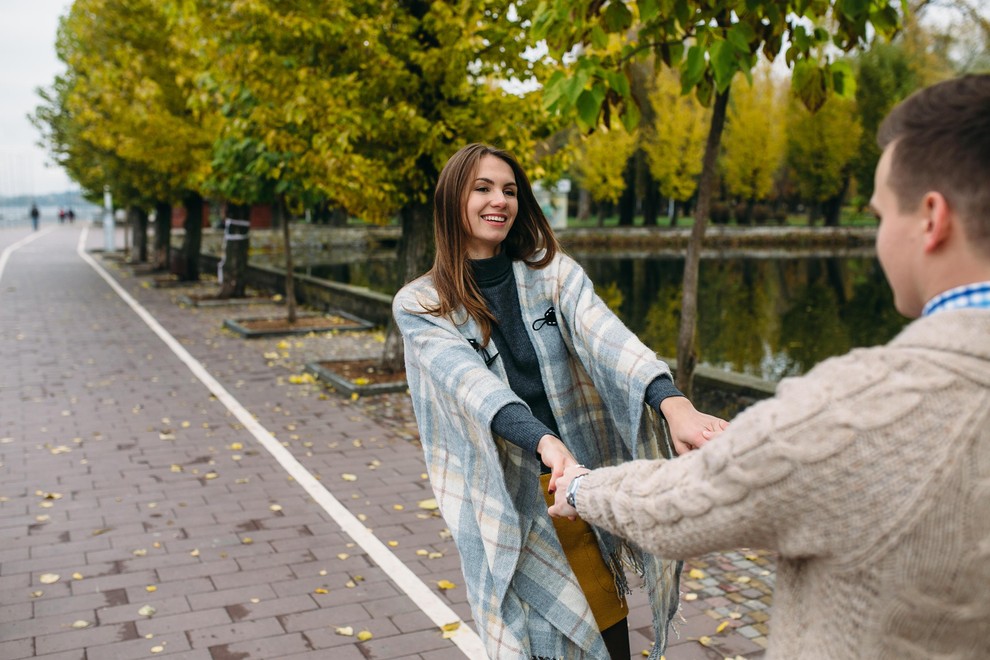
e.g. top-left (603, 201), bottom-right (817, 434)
top-left (393, 273), bottom-right (437, 311)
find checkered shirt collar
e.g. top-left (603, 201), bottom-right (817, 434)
top-left (922, 281), bottom-right (990, 316)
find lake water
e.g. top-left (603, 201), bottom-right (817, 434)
top-left (297, 250), bottom-right (910, 383)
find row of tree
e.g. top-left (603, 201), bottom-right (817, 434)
top-left (33, 0), bottom-right (986, 389)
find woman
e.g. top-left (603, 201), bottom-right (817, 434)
top-left (393, 144), bottom-right (727, 659)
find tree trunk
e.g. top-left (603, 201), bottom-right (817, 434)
top-left (130, 205), bottom-right (149, 262)
top-left (380, 201), bottom-right (434, 373)
top-left (219, 202), bottom-right (250, 299)
top-left (177, 191), bottom-right (203, 281)
top-left (153, 201), bottom-right (171, 271)
top-left (642, 165), bottom-right (660, 227)
top-left (675, 87), bottom-right (731, 399)
top-left (279, 197), bottom-right (297, 324)
top-left (618, 156), bottom-right (636, 226)
top-left (822, 176), bottom-right (849, 227)
top-left (577, 188), bottom-right (591, 222)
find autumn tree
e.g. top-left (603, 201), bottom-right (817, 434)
top-left (38, 0), bottom-right (218, 276)
top-left (571, 123), bottom-right (639, 224)
top-left (643, 67), bottom-right (710, 224)
top-left (720, 67), bottom-right (787, 223)
top-left (186, 0), bottom-right (560, 368)
top-left (786, 94), bottom-right (862, 225)
top-left (534, 0), bottom-right (902, 398)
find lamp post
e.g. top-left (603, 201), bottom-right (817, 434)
top-left (103, 185), bottom-right (114, 252)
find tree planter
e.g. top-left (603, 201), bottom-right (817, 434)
top-left (305, 359), bottom-right (407, 396)
top-left (223, 311), bottom-right (373, 338)
top-left (178, 292), bottom-right (275, 307)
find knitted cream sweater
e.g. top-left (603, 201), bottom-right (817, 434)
top-left (577, 309), bottom-right (990, 659)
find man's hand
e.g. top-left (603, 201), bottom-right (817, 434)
top-left (659, 396), bottom-right (729, 455)
top-left (537, 434), bottom-right (580, 494)
top-left (548, 464), bottom-right (590, 520)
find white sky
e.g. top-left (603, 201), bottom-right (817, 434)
top-left (0, 0), bottom-right (74, 197)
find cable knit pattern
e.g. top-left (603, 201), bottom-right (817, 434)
top-left (577, 309), bottom-right (990, 659)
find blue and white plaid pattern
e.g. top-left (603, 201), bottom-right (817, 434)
top-left (923, 281), bottom-right (990, 316)
top-left (394, 252), bottom-right (680, 659)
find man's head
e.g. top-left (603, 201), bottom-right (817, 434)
top-left (871, 75), bottom-right (990, 317)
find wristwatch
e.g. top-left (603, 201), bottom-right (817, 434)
top-left (565, 473), bottom-right (588, 509)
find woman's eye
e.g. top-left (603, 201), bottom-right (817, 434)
top-left (475, 186), bottom-right (490, 193)
top-left (505, 189), bottom-right (517, 197)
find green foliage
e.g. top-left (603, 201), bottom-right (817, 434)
top-left (533, 0), bottom-right (902, 127)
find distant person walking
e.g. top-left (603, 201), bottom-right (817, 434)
top-left (30, 204), bottom-right (39, 231)
top-left (67, 208), bottom-right (75, 223)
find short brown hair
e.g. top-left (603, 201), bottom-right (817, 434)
top-left (877, 74), bottom-right (990, 250)
top-left (426, 144), bottom-right (559, 343)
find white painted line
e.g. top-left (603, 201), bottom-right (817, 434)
top-left (75, 227), bottom-right (483, 657)
top-left (0, 227), bottom-right (55, 283)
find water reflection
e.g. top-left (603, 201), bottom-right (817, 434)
top-left (580, 255), bottom-right (908, 381)
top-left (297, 252), bottom-right (909, 382)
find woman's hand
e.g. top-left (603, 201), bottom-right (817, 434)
top-left (548, 464), bottom-right (591, 520)
top-left (659, 396), bottom-right (729, 455)
top-left (537, 434), bottom-right (580, 494)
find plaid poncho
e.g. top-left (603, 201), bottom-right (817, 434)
top-left (393, 251), bottom-right (680, 659)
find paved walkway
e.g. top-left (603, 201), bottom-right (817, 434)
top-left (1, 224), bottom-right (772, 659)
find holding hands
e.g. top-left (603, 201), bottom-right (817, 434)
top-left (547, 398), bottom-right (729, 520)
top-left (659, 396), bottom-right (729, 455)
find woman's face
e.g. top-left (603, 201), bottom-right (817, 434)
top-left (463, 155), bottom-right (518, 259)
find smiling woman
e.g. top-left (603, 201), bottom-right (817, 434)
top-left (463, 155), bottom-right (518, 259)
top-left (391, 143), bottom-right (728, 659)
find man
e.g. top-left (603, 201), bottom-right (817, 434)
top-left (550, 75), bottom-right (990, 659)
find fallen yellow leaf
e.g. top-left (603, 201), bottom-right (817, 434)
top-left (341, 474), bottom-right (357, 482)
top-left (441, 622), bottom-right (460, 632)
top-left (356, 630), bottom-right (373, 641)
top-left (71, 620), bottom-right (90, 629)
top-left (145, 585), bottom-right (157, 592)
top-left (688, 569), bottom-right (706, 579)
top-left (716, 621), bottom-right (729, 633)
top-left (698, 636), bottom-right (712, 647)
top-left (437, 580), bottom-right (456, 590)
top-left (39, 573), bottom-right (59, 584)
top-left (138, 605), bottom-right (156, 617)
top-left (418, 499), bottom-right (439, 510)
top-left (72, 573), bottom-right (84, 580)
top-left (387, 541), bottom-right (398, 547)
top-left (683, 593), bottom-right (698, 601)
top-left (150, 645), bottom-right (165, 653)
top-left (335, 626), bottom-right (354, 636)
top-left (314, 588), bottom-right (329, 594)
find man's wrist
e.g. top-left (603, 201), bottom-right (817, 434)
top-left (565, 473), bottom-right (588, 508)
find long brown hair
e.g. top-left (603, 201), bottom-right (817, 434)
top-left (425, 143), bottom-right (560, 344)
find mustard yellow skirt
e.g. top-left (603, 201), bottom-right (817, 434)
top-left (540, 473), bottom-right (628, 631)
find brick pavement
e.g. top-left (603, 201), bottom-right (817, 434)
top-left (1, 224), bottom-right (772, 659)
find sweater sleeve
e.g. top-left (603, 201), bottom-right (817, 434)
top-left (491, 402), bottom-right (554, 455)
top-left (573, 348), bottom-right (947, 562)
top-left (645, 375), bottom-right (683, 413)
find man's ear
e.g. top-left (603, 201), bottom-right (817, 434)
top-left (922, 191), bottom-right (952, 254)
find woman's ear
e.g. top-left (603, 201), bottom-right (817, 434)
top-left (922, 191), bottom-right (952, 254)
